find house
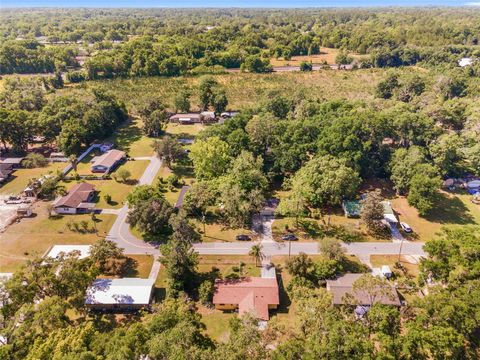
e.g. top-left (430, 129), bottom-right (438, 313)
top-left (326, 273), bottom-right (401, 307)
top-left (90, 149), bottom-right (126, 173)
top-left (200, 111), bottom-right (216, 123)
top-left (0, 157), bottom-right (24, 169)
top-left (169, 113), bottom-right (202, 124)
top-left (0, 164), bottom-right (13, 183)
top-left (16, 205), bottom-right (32, 218)
top-left (46, 245), bottom-right (92, 260)
top-left (342, 200), bottom-right (361, 217)
top-left (85, 278), bottom-right (155, 311)
top-left (212, 276), bottom-right (280, 321)
top-left (382, 201), bottom-right (398, 223)
top-left (53, 182), bottom-right (96, 214)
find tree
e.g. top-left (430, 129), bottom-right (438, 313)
top-left (290, 155), bottom-right (361, 208)
top-left (351, 274), bottom-right (395, 307)
top-left (189, 136), bottom-right (232, 180)
top-left (335, 51), bottom-right (353, 65)
top-left (89, 239), bottom-right (124, 273)
top-left (23, 153), bottom-right (48, 168)
top-left (174, 89), bottom-right (191, 113)
top-left (407, 164), bottom-right (441, 216)
top-left (127, 184), bottom-right (163, 206)
top-left (169, 211), bottom-right (201, 244)
top-left (160, 237), bottom-right (198, 294)
top-left (376, 73), bottom-right (399, 99)
top-left (68, 154), bottom-right (77, 173)
top-left (183, 181), bottom-right (215, 217)
top-left (139, 98), bottom-right (169, 137)
top-left (199, 280), bottom-right (214, 305)
top-left (114, 168), bottom-right (131, 183)
top-left (212, 89), bottom-right (228, 114)
top-left (286, 253), bottom-right (315, 278)
top-left (127, 198), bottom-right (173, 236)
top-left (198, 76), bottom-right (218, 110)
top-left (153, 136), bottom-right (185, 169)
top-left (245, 113), bottom-right (278, 153)
top-left (241, 55), bottom-right (272, 73)
top-left (319, 238), bottom-right (345, 261)
top-left (389, 146), bottom-right (427, 194)
top-left (219, 183), bottom-right (264, 228)
top-left (249, 244), bottom-right (264, 267)
top-left (300, 61), bottom-right (313, 71)
top-left (265, 95), bottom-right (292, 119)
top-left (361, 190), bottom-right (387, 236)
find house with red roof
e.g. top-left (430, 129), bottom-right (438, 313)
top-left (212, 275), bottom-right (280, 321)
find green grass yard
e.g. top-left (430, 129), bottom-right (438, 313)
top-left (107, 118), bottom-right (155, 158)
top-left (0, 162), bottom-right (66, 195)
top-left (0, 201), bottom-right (116, 272)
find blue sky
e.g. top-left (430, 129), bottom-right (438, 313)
top-left (1, 1), bottom-right (479, 7)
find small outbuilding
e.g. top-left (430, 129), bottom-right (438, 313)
top-left (0, 157), bottom-right (24, 169)
top-left (382, 201), bottom-right (398, 223)
top-left (85, 278), bottom-right (155, 311)
top-left (0, 164), bottom-right (13, 183)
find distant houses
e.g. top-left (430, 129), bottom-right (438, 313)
top-left (0, 157), bottom-right (24, 169)
top-left (213, 268), bottom-right (280, 321)
top-left (85, 278), bottom-right (155, 311)
top-left (90, 149), bottom-right (126, 173)
top-left (0, 164), bottom-right (13, 184)
top-left (169, 111), bottom-right (238, 125)
top-left (53, 182), bottom-right (96, 214)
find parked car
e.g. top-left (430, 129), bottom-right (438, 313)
top-left (236, 234), bottom-right (251, 241)
top-left (400, 222), bottom-right (412, 233)
top-left (281, 234), bottom-right (298, 241)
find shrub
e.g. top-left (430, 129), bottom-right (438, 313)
top-left (23, 153), bottom-right (48, 168)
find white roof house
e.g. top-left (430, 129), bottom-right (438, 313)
top-left (46, 245), bottom-right (91, 260)
top-left (85, 278), bottom-right (155, 309)
top-left (382, 201), bottom-right (398, 223)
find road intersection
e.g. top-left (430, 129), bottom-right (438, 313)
top-left (106, 155), bottom-right (426, 261)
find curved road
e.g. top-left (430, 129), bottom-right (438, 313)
top-left (106, 156), bottom-right (426, 260)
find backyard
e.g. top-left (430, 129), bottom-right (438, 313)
top-left (269, 47), bottom-right (368, 66)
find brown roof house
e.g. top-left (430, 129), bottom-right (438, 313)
top-left (212, 276), bottom-right (280, 321)
top-left (169, 113), bottom-right (202, 124)
top-left (53, 183), bottom-right (96, 214)
top-left (326, 273), bottom-right (401, 317)
top-left (90, 149), bottom-right (126, 173)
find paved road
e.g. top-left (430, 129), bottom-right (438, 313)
top-left (105, 154), bottom-right (426, 262)
top-left (106, 155), bottom-right (162, 255)
top-left (193, 241), bottom-right (426, 257)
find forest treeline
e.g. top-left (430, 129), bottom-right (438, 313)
top-left (1, 8), bottom-right (480, 75)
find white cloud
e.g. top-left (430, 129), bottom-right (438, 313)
top-left (465, 1), bottom-right (480, 5)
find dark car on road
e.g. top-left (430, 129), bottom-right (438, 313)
top-left (236, 234), bottom-right (251, 241)
top-left (281, 234), bottom-right (298, 241)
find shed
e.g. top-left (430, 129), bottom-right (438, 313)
top-left (382, 201), bottom-right (398, 223)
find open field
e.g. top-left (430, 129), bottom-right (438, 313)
top-left (59, 69), bottom-right (399, 112)
top-left (269, 48), bottom-right (368, 66)
top-left (0, 201), bottom-right (115, 272)
top-left (0, 162), bottom-right (66, 195)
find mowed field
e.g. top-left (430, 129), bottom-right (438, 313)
top-left (58, 69), bottom-right (395, 112)
top-left (0, 201), bottom-right (116, 272)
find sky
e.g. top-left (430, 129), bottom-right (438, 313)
top-left (1, 1), bottom-right (480, 8)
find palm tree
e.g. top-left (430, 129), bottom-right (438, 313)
top-left (249, 244), bottom-right (264, 267)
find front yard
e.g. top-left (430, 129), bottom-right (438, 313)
top-left (0, 201), bottom-right (116, 272)
top-left (63, 160), bottom-right (149, 209)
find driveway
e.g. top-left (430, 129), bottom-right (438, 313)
top-left (106, 155), bottom-right (162, 255)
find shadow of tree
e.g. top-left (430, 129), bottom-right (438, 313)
top-left (423, 192), bottom-right (475, 225)
top-left (119, 257), bottom-right (139, 277)
top-left (274, 265), bottom-right (292, 314)
top-left (109, 119), bottom-right (143, 155)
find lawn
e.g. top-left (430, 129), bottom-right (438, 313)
top-left (198, 306), bottom-right (234, 342)
top-left (269, 47), bottom-right (368, 66)
top-left (192, 219), bottom-right (256, 243)
top-left (63, 160), bottom-right (149, 208)
top-left (0, 162), bottom-right (67, 195)
top-left (391, 190), bottom-right (480, 242)
top-left (0, 201), bottom-right (116, 272)
top-left (106, 118), bottom-right (155, 158)
top-left (155, 164), bottom-right (196, 205)
top-left (370, 254), bottom-right (420, 278)
top-left (155, 255), bottom-right (261, 289)
top-left (165, 123), bottom-right (205, 136)
top-left (119, 255), bottom-right (154, 278)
